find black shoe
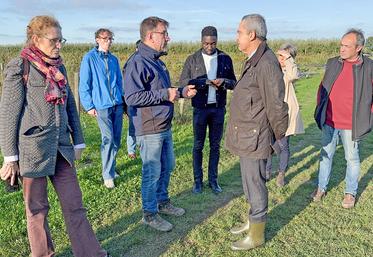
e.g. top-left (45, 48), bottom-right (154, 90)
top-left (192, 182), bottom-right (203, 194)
top-left (208, 182), bottom-right (222, 194)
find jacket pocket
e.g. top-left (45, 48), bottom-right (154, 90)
top-left (58, 145), bottom-right (75, 167)
top-left (19, 127), bottom-right (54, 176)
top-left (228, 123), bottom-right (260, 152)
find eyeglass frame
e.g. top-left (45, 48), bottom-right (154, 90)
top-left (97, 36), bottom-right (114, 42)
top-left (43, 36), bottom-right (67, 45)
top-left (152, 30), bottom-right (169, 37)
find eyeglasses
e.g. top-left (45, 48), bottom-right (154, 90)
top-left (152, 31), bottom-right (169, 37)
top-left (43, 36), bottom-right (67, 45)
top-left (98, 37), bottom-right (114, 42)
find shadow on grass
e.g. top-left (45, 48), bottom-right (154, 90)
top-left (57, 161), bottom-right (243, 257)
top-left (55, 115), bottom-right (373, 256)
top-left (356, 163), bottom-right (373, 203)
top-left (267, 123), bottom-right (373, 241)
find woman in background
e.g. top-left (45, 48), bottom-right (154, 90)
top-left (266, 43), bottom-right (304, 187)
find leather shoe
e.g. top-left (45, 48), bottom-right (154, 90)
top-left (208, 181), bottom-right (222, 194)
top-left (192, 182), bottom-right (203, 194)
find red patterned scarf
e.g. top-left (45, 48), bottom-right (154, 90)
top-left (20, 46), bottom-right (67, 105)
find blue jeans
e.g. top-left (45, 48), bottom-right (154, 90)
top-left (126, 129), bottom-right (136, 154)
top-left (318, 125), bottom-right (360, 196)
top-left (96, 105), bottom-right (124, 180)
top-left (192, 106), bottom-right (225, 184)
top-left (136, 129), bottom-right (176, 214)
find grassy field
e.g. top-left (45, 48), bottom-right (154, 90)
top-left (0, 42), bottom-right (372, 257)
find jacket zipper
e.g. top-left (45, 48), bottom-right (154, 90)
top-left (352, 63), bottom-right (359, 141)
top-left (104, 54), bottom-right (115, 105)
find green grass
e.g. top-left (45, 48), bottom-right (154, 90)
top-left (1, 72), bottom-right (373, 255)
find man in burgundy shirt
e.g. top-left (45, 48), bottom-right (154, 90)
top-left (313, 28), bottom-right (373, 208)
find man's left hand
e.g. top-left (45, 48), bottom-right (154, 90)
top-left (182, 85), bottom-right (197, 99)
top-left (74, 148), bottom-right (84, 160)
top-left (211, 79), bottom-right (224, 88)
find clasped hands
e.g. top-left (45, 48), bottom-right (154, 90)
top-left (209, 78), bottom-right (224, 89)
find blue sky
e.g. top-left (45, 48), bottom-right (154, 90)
top-left (0, 0), bottom-right (372, 45)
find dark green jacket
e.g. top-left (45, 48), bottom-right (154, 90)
top-left (225, 42), bottom-right (288, 159)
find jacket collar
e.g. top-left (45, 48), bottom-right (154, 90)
top-left (138, 42), bottom-right (164, 60)
top-left (246, 41), bottom-right (268, 67)
top-left (337, 53), bottom-right (364, 65)
top-left (198, 48), bottom-right (223, 57)
top-left (196, 48), bottom-right (224, 76)
top-left (94, 46), bottom-right (111, 57)
top-left (236, 41), bottom-right (268, 82)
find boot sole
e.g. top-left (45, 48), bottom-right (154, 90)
top-left (141, 218), bottom-right (173, 232)
top-left (231, 241), bottom-right (264, 251)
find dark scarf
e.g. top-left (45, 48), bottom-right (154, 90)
top-left (21, 46), bottom-right (67, 105)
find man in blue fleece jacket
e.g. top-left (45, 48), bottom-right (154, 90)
top-left (79, 28), bottom-right (124, 189)
top-left (123, 16), bottom-right (196, 232)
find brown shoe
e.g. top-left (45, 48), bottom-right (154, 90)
top-left (158, 202), bottom-right (185, 216)
top-left (142, 214), bottom-right (173, 232)
top-left (310, 188), bottom-right (326, 202)
top-left (276, 171), bottom-right (285, 187)
top-left (342, 194), bottom-right (355, 209)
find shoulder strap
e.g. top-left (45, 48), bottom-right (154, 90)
top-left (22, 58), bottom-right (30, 86)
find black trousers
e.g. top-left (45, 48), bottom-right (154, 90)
top-left (192, 106), bottom-right (225, 184)
top-left (239, 157), bottom-right (268, 223)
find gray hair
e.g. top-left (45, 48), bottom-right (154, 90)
top-left (140, 16), bottom-right (169, 41)
top-left (343, 28), bottom-right (365, 46)
top-left (241, 14), bottom-right (267, 41)
top-left (279, 43), bottom-right (297, 58)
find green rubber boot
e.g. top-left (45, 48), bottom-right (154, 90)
top-left (230, 220), bottom-right (250, 235)
top-left (231, 222), bottom-right (265, 250)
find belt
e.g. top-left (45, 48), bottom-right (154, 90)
top-left (206, 103), bottom-right (217, 108)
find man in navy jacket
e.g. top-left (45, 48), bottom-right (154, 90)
top-left (123, 16), bottom-right (196, 232)
top-left (179, 26), bottom-right (236, 194)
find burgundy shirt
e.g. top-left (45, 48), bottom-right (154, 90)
top-left (325, 60), bottom-right (360, 129)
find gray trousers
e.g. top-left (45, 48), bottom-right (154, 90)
top-left (239, 157), bottom-right (268, 223)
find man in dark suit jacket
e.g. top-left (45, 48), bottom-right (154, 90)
top-left (179, 26), bottom-right (236, 194)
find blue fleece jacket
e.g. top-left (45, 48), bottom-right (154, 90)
top-left (79, 47), bottom-right (123, 111)
top-left (123, 42), bottom-right (174, 136)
